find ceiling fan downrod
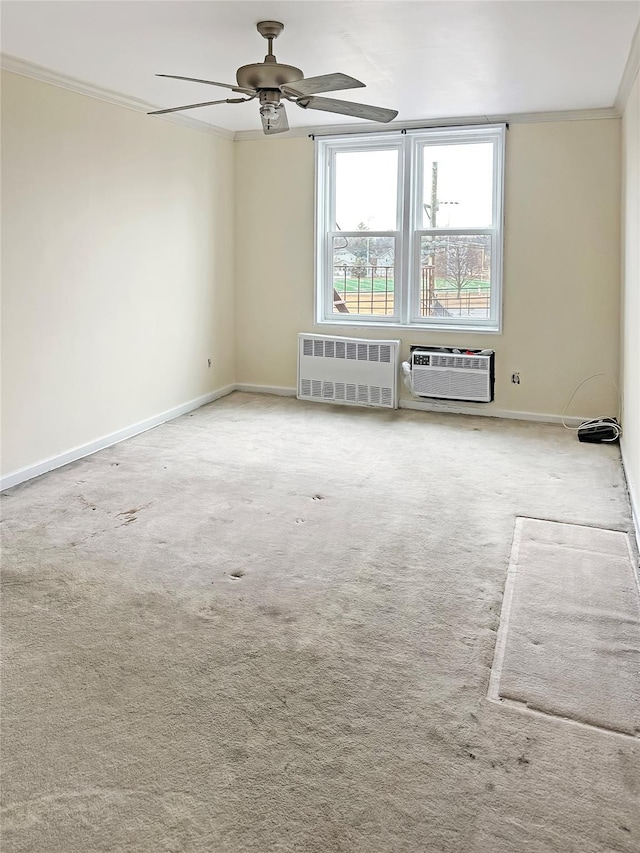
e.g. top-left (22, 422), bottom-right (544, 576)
top-left (256, 20), bottom-right (285, 62)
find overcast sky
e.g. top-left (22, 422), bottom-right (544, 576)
top-left (335, 143), bottom-right (494, 231)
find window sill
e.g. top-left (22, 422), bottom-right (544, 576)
top-left (315, 318), bottom-right (502, 335)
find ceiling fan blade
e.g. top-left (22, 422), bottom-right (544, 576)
top-left (296, 96), bottom-right (398, 123)
top-left (281, 73), bottom-right (365, 97)
top-left (148, 98), bottom-right (240, 116)
top-left (156, 74), bottom-right (256, 96)
top-left (261, 103), bottom-right (289, 135)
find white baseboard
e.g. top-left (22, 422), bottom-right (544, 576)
top-left (234, 384), bottom-right (586, 426)
top-left (0, 384), bottom-right (236, 491)
top-left (397, 397), bottom-right (585, 427)
top-left (620, 442), bottom-right (640, 563)
top-left (0, 382), bottom-right (600, 492)
top-left (235, 383), bottom-right (297, 397)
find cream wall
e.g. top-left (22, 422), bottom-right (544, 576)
top-left (621, 68), bottom-right (640, 532)
top-left (1, 71), bottom-right (235, 476)
top-left (235, 120), bottom-right (621, 420)
top-left (0, 70), bottom-right (626, 484)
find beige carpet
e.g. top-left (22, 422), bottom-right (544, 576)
top-left (489, 518), bottom-right (640, 736)
top-left (2, 392), bottom-right (639, 853)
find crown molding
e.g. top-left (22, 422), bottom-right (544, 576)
top-left (233, 107), bottom-right (621, 141)
top-left (0, 53), bottom-right (235, 140)
top-left (1, 52), bottom-right (624, 144)
top-left (615, 19), bottom-right (640, 115)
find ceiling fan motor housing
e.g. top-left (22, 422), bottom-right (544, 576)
top-left (259, 90), bottom-right (282, 108)
top-left (236, 62), bottom-right (303, 91)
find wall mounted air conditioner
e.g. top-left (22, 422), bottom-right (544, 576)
top-left (298, 334), bottom-right (400, 409)
top-left (409, 347), bottom-right (495, 403)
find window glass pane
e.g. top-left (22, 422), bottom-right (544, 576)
top-left (419, 235), bottom-right (491, 319)
top-left (421, 143), bottom-right (493, 228)
top-left (332, 236), bottom-right (395, 316)
top-left (334, 149), bottom-right (398, 231)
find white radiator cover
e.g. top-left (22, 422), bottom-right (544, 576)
top-left (297, 334), bottom-right (400, 409)
top-left (410, 350), bottom-right (494, 402)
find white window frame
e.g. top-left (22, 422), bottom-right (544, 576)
top-left (314, 124), bottom-right (505, 333)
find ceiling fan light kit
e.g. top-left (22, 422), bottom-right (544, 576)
top-left (149, 21), bottom-right (398, 134)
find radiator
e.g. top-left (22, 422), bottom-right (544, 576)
top-left (297, 334), bottom-right (400, 409)
top-left (409, 348), bottom-right (495, 402)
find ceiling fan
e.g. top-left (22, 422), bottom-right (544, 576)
top-left (148, 21), bottom-right (398, 134)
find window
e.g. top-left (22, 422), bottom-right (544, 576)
top-left (315, 125), bottom-right (505, 332)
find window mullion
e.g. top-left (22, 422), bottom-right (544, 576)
top-left (398, 135), bottom-right (413, 325)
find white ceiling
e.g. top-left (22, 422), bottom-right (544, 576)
top-left (1, 1), bottom-right (638, 134)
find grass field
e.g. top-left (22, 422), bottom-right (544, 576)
top-left (334, 278), bottom-right (492, 316)
top-left (334, 276), bottom-right (490, 294)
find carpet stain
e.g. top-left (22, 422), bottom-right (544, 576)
top-left (116, 500), bottom-right (155, 520)
top-left (197, 604), bottom-right (219, 620)
top-left (258, 605), bottom-right (296, 623)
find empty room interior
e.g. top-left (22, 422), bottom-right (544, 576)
top-left (2, 1), bottom-right (640, 851)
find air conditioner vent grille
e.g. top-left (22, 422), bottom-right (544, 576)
top-left (300, 338), bottom-right (393, 364)
top-left (431, 354), bottom-right (485, 370)
top-left (413, 369), bottom-right (489, 399)
top-left (299, 378), bottom-right (393, 406)
top-left (298, 334), bottom-right (399, 409)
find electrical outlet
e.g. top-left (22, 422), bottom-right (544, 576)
top-left (511, 372), bottom-right (520, 384)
